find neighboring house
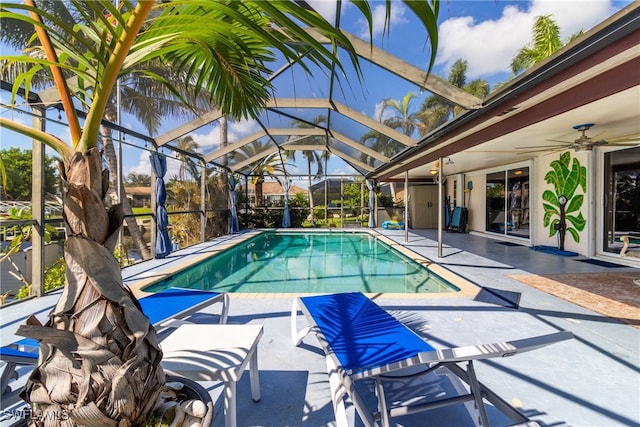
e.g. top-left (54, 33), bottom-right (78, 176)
top-left (124, 186), bottom-right (152, 208)
top-left (237, 181), bottom-right (306, 207)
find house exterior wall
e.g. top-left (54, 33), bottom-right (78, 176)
top-left (456, 153), bottom-right (597, 257)
top-left (533, 150), bottom-right (591, 255)
top-left (463, 172), bottom-right (486, 233)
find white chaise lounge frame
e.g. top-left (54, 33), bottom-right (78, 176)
top-left (291, 292), bottom-right (573, 427)
top-left (0, 287), bottom-right (229, 409)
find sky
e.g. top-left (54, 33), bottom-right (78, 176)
top-left (0, 0), bottom-right (633, 187)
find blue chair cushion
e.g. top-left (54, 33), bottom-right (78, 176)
top-left (300, 292), bottom-right (433, 374)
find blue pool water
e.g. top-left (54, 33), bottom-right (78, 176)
top-left (143, 232), bottom-right (459, 294)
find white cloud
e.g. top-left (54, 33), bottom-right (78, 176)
top-left (127, 151), bottom-right (152, 176)
top-left (306, 0), bottom-right (339, 24)
top-left (330, 163), bottom-right (359, 176)
top-left (372, 100), bottom-right (400, 122)
top-left (189, 118), bottom-right (261, 157)
top-left (436, 0), bottom-right (618, 80)
top-left (126, 150), bottom-right (181, 180)
top-left (355, 2), bottom-right (408, 40)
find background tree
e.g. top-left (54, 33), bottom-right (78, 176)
top-left (174, 135), bottom-right (201, 181)
top-left (166, 178), bottom-right (200, 248)
top-left (380, 92), bottom-right (423, 137)
top-left (230, 140), bottom-right (290, 207)
top-left (0, 147), bottom-right (59, 200)
top-left (511, 14), bottom-right (584, 76)
top-left (365, 92), bottom-right (424, 200)
top-left (360, 92), bottom-right (423, 166)
top-left (124, 172), bottom-right (151, 187)
top-left (418, 59), bottom-right (490, 134)
top-left (342, 181), bottom-right (368, 217)
top-left (286, 115), bottom-right (329, 225)
top-left (1, 5), bottom-right (209, 261)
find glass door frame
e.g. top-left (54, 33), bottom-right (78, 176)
top-left (483, 161), bottom-right (531, 241)
top-left (598, 146), bottom-right (640, 258)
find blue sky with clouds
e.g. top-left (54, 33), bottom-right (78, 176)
top-left (1, 0), bottom-right (633, 184)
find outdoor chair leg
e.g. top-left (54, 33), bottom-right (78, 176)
top-left (465, 361), bottom-right (490, 426)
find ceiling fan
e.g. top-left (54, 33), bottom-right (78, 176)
top-left (518, 123), bottom-right (640, 152)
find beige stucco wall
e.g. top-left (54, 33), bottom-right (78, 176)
top-left (461, 172), bottom-right (486, 232)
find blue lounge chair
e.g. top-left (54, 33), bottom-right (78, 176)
top-left (0, 287), bottom-right (228, 407)
top-left (291, 292), bottom-right (573, 427)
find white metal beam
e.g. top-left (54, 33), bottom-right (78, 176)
top-left (329, 147), bottom-right (375, 172)
top-left (330, 101), bottom-right (416, 147)
top-left (304, 28), bottom-right (483, 110)
top-left (330, 131), bottom-right (390, 162)
top-left (229, 145), bottom-right (280, 172)
top-left (282, 144), bottom-right (329, 151)
top-left (205, 130), bottom-right (266, 162)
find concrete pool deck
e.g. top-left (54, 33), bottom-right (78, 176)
top-left (1, 228), bottom-right (638, 426)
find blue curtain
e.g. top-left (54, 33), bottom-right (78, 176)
top-left (150, 153), bottom-right (171, 258)
top-left (282, 179), bottom-right (291, 228)
top-left (367, 179), bottom-right (376, 228)
top-left (228, 175), bottom-right (239, 234)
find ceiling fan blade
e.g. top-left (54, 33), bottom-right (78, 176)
top-left (545, 138), bottom-right (574, 144)
top-left (605, 142), bottom-right (640, 147)
top-left (517, 144), bottom-right (566, 149)
top-left (605, 132), bottom-right (640, 143)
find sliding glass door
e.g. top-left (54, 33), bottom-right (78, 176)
top-left (603, 147), bottom-right (640, 254)
top-left (486, 167), bottom-right (529, 238)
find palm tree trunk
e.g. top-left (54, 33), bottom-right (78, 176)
top-left (17, 148), bottom-right (165, 426)
top-left (255, 179), bottom-right (264, 207)
top-left (101, 124), bottom-right (151, 260)
top-left (307, 159), bottom-right (314, 225)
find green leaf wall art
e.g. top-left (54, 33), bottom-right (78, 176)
top-left (542, 151), bottom-right (587, 249)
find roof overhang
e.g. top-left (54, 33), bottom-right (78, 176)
top-left (370, 2), bottom-right (640, 181)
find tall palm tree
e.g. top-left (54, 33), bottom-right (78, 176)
top-left (380, 92), bottom-right (424, 137)
top-left (2, 11), bottom-right (212, 262)
top-left (359, 129), bottom-right (405, 166)
top-left (363, 93), bottom-right (424, 200)
top-left (359, 93), bottom-right (423, 167)
top-left (0, 1), bottom-right (439, 424)
top-left (174, 135), bottom-right (200, 181)
top-left (511, 14), bottom-right (584, 76)
top-left (418, 59), bottom-right (490, 135)
top-left (230, 140), bottom-right (290, 207)
top-left (286, 115), bottom-right (329, 224)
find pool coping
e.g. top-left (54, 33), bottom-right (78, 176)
top-left (124, 228), bottom-right (480, 300)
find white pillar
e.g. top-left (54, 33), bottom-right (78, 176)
top-left (437, 157), bottom-right (443, 258)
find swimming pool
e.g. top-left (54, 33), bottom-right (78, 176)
top-left (143, 231), bottom-right (460, 294)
